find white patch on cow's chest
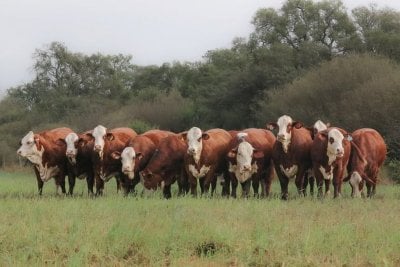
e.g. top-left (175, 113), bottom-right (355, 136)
top-left (280, 164), bottom-right (298, 179)
top-left (35, 163), bottom-right (60, 182)
top-left (319, 166), bottom-right (333, 180)
top-left (327, 152), bottom-right (337, 165)
top-left (188, 164), bottom-right (210, 179)
top-left (229, 162), bottom-right (258, 183)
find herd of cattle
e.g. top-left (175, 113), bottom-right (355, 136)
top-left (16, 115), bottom-right (387, 199)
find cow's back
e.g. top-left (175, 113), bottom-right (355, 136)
top-left (141, 130), bottom-right (174, 147)
top-left (110, 127), bottom-right (138, 144)
top-left (352, 128), bottom-right (387, 167)
top-left (39, 127), bottom-right (73, 142)
top-left (203, 128), bottom-right (232, 158)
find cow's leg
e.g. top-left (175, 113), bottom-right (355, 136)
top-left (116, 176), bottom-right (122, 193)
top-left (313, 165), bottom-right (324, 198)
top-left (95, 175), bottom-right (104, 196)
top-left (163, 184), bottom-right (172, 199)
top-left (241, 180), bottom-right (251, 198)
top-left (202, 170), bottom-right (216, 197)
top-left (263, 162), bottom-right (274, 198)
top-left (55, 173), bottom-right (66, 195)
top-left (34, 168), bottom-right (44, 196)
top-left (67, 173), bottom-right (76, 196)
top-left (189, 176), bottom-right (198, 197)
top-left (308, 176), bottom-right (315, 197)
top-left (230, 174), bottom-right (238, 198)
top-left (86, 172), bottom-right (95, 196)
top-left (333, 167), bottom-right (344, 198)
top-left (221, 169), bottom-right (230, 197)
top-left (252, 175), bottom-right (260, 198)
top-left (276, 167), bottom-right (289, 200)
top-left (324, 179), bottom-right (331, 196)
top-left (295, 167), bottom-right (306, 197)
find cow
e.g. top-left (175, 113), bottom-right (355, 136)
top-left (344, 128), bottom-right (387, 198)
top-left (111, 130), bottom-right (174, 195)
top-left (311, 127), bottom-right (352, 198)
top-left (59, 131), bottom-right (95, 195)
top-left (140, 133), bottom-right (189, 198)
top-left (17, 127), bottom-right (73, 195)
top-left (303, 120), bottom-right (330, 196)
top-left (226, 129), bottom-right (275, 198)
top-left (87, 125), bottom-right (137, 195)
top-left (181, 127), bottom-right (232, 197)
top-left (266, 115), bottom-right (313, 200)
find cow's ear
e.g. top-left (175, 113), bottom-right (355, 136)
top-left (55, 138), bottom-right (66, 146)
top-left (266, 122), bottom-right (277, 130)
top-left (320, 131), bottom-right (328, 138)
top-left (202, 133), bottom-right (210, 140)
top-left (227, 148), bottom-right (237, 158)
top-left (292, 121), bottom-right (303, 129)
top-left (111, 151), bottom-right (121, 160)
top-left (34, 135), bottom-right (42, 150)
top-left (106, 133), bottom-right (115, 141)
top-left (253, 149), bottom-right (264, 159)
top-left (78, 138), bottom-right (87, 147)
top-left (180, 132), bottom-right (188, 141)
top-left (136, 152), bottom-right (143, 160)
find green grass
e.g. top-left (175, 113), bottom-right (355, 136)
top-left (1, 171), bottom-right (400, 266)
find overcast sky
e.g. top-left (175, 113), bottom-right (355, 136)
top-left (1, 0), bottom-right (399, 94)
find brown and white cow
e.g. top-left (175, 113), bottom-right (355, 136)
top-left (311, 127), bottom-right (352, 198)
top-left (226, 129), bottom-right (275, 198)
top-left (17, 127), bottom-right (73, 195)
top-left (87, 125), bottom-right (137, 195)
top-left (140, 133), bottom-right (189, 198)
top-left (344, 128), bottom-right (387, 198)
top-left (111, 129), bottom-right (174, 194)
top-left (181, 127), bottom-right (232, 196)
top-left (61, 131), bottom-right (95, 195)
top-left (267, 115), bottom-right (313, 200)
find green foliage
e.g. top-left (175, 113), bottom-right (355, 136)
top-left (387, 160), bottom-right (400, 184)
top-left (129, 119), bottom-right (156, 134)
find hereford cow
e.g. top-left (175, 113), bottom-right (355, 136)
top-left (17, 127), bottom-right (73, 195)
top-left (111, 130), bottom-right (174, 194)
top-left (267, 115), bottom-right (313, 200)
top-left (344, 128), bottom-right (387, 198)
top-left (87, 125), bottom-right (137, 195)
top-left (311, 127), bottom-right (351, 198)
top-left (226, 129), bottom-right (275, 198)
top-left (181, 127), bottom-right (232, 196)
top-left (60, 131), bottom-right (95, 195)
top-left (140, 133), bottom-right (189, 198)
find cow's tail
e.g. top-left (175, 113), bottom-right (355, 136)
top-left (349, 141), bottom-right (376, 185)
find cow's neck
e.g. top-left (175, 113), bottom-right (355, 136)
top-left (326, 150), bottom-right (337, 166)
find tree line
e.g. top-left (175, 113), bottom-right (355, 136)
top-left (1, 0), bottom-right (400, 180)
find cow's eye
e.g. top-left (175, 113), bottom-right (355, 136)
top-left (27, 141), bottom-right (32, 145)
top-left (197, 137), bottom-right (202, 142)
top-left (329, 137), bottom-right (334, 144)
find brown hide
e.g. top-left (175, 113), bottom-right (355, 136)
top-left (346, 128), bottom-right (387, 197)
top-left (226, 128), bottom-right (276, 197)
top-left (271, 127), bottom-right (313, 199)
top-left (311, 127), bottom-right (351, 198)
top-left (141, 134), bottom-right (188, 198)
top-left (183, 128), bottom-right (232, 196)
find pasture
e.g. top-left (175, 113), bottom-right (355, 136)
top-left (0, 171), bottom-right (399, 266)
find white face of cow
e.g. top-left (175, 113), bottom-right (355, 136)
top-left (327, 128), bottom-right (345, 162)
top-left (121, 147), bottom-right (136, 179)
top-left (276, 115), bottom-right (293, 153)
top-left (236, 141), bottom-right (254, 173)
top-left (186, 127), bottom-right (203, 164)
top-left (65, 133), bottom-right (79, 164)
top-left (314, 120), bottom-right (328, 133)
top-left (92, 125), bottom-right (107, 158)
top-left (17, 131), bottom-right (43, 165)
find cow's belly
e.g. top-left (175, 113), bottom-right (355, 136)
top-left (36, 164), bottom-right (60, 182)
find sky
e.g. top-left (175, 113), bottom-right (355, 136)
top-left (1, 0), bottom-right (400, 94)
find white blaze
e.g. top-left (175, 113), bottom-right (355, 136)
top-left (327, 129), bottom-right (345, 165)
top-left (17, 131), bottom-right (43, 165)
top-left (313, 120), bottom-right (328, 133)
top-left (350, 172), bottom-right (362, 198)
top-left (186, 127), bottom-right (203, 164)
top-left (319, 166), bottom-right (333, 180)
top-left (276, 115), bottom-right (293, 153)
top-left (92, 125), bottom-right (107, 158)
top-left (121, 147), bottom-right (136, 179)
top-left (65, 133), bottom-right (79, 165)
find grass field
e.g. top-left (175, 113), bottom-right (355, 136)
top-left (0, 171), bottom-right (399, 266)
